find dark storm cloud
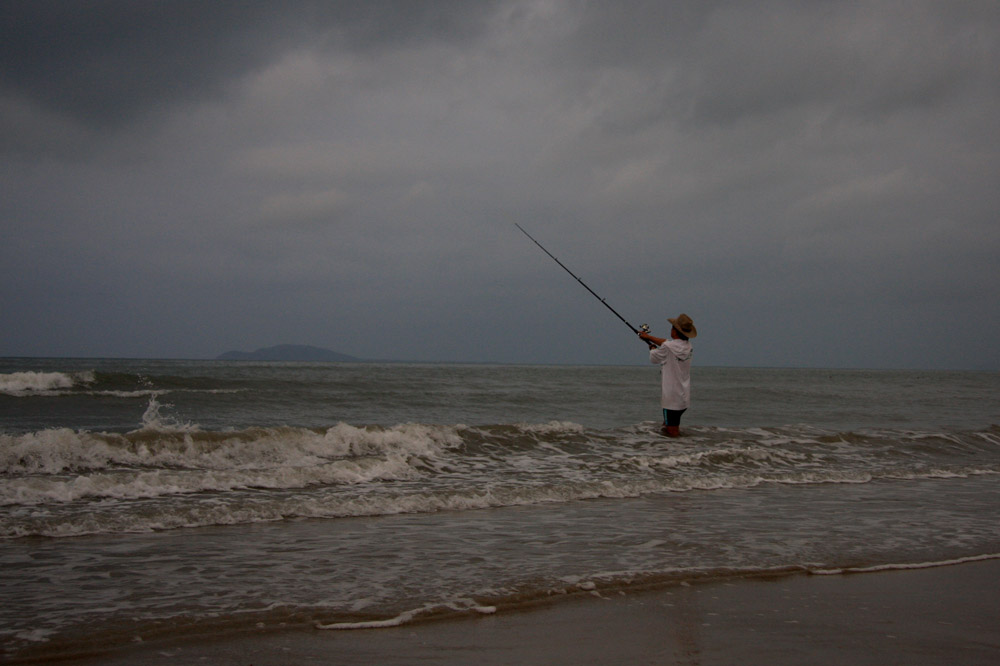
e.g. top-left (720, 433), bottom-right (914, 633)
top-left (0, 1), bottom-right (497, 137)
top-left (1, 1), bottom-right (998, 368)
top-left (3, 3), bottom-right (279, 129)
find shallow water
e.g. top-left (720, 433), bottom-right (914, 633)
top-left (2, 360), bottom-right (998, 659)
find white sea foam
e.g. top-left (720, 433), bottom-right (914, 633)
top-left (1, 456), bottom-right (420, 508)
top-left (0, 421), bottom-right (464, 477)
top-left (811, 552), bottom-right (1000, 575)
top-left (0, 370), bottom-right (94, 395)
top-left (13, 627), bottom-right (56, 643)
top-left (316, 598), bottom-right (496, 630)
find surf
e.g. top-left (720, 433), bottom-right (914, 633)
top-left (0, 370), bottom-right (95, 395)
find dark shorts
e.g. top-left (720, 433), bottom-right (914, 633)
top-left (662, 408), bottom-right (686, 426)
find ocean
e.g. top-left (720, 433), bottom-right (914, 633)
top-left (2, 358), bottom-right (998, 661)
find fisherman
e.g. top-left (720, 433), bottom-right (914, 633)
top-left (639, 314), bottom-right (697, 437)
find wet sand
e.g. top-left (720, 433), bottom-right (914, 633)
top-left (32, 559), bottom-right (1000, 665)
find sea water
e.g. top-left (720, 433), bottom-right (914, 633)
top-left (1, 359), bottom-right (998, 659)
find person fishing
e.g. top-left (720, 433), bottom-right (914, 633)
top-left (639, 314), bottom-right (697, 437)
top-left (514, 225), bottom-right (697, 437)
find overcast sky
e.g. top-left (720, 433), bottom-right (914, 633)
top-left (2, 1), bottom-right (998, 369)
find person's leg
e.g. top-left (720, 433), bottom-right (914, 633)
top-left (661, 409), bottom-right (686, 437)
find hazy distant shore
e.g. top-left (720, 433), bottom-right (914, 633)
top-left (215, 344), bottom-right (361, 362)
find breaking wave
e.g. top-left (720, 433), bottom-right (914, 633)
top-left (0, 371), bottom-right (95, 396)
top-left (2, 414), bottom-right (998, 537)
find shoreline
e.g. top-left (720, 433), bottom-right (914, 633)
top-left (19, 558), bottom-right (1000, 665)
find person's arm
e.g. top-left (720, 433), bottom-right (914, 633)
top-left (639, 331), bottom-right (666, 348)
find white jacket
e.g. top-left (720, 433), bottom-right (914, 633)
top-left (649, 338), bottom-right (693, 410)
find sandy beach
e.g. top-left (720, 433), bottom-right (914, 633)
top-left (36, 558), bottom-right (993, 666)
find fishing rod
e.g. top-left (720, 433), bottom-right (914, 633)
top-left (514, 223), bottom-right (651, 342)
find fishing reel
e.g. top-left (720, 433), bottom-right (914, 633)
top-left (639, 323), bottom-right (650, 334)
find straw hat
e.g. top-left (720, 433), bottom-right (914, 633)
top-left (668, 313), bottom-right (697, 339)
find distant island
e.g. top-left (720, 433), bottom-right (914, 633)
top-left (216, 344), bottom-right (361, 362)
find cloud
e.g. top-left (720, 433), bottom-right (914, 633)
top-left (256, 189), bottom-right (351, 225)
top-left (1, 1), bottom-right (998, 368)
top-left (0, 1), bottom-right (501, 146)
